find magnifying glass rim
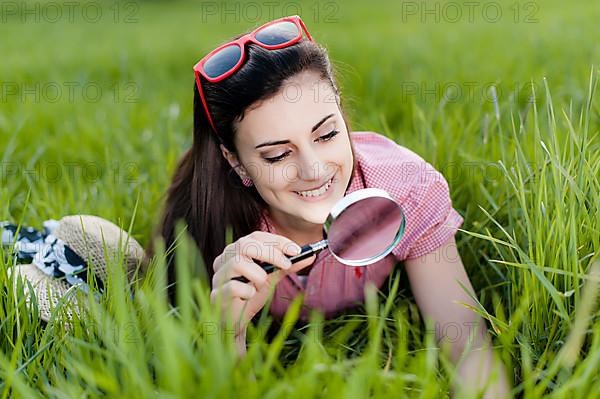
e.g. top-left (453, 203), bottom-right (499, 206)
top-left (324, 188), bottom-right (406, 267)
top-left (329, 187), bottom-right (392, 218)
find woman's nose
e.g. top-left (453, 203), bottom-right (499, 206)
top-left (296, 149), bottom-right (326, 182)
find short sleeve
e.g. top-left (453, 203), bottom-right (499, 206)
top-left (391, 164), bottom-right (464, 260)
top-left (348, 131), bottom-right (464, 262)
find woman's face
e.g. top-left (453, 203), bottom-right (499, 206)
top-left (221, 70), bottom-right (354, 229)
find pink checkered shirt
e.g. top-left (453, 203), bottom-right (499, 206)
top-left (259, 131), bottom-right (464, 322)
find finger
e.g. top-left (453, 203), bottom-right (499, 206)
top-left (210, 283), bottom-right (255, 306)
top-left (237, 236), bottom-right (298, 271)
top-left (263, 268), bottom-right (288, 288)
top-left (215, 231), bottom-right (301, 275)
top-left (236, 232), bottom-right (302, 260)
top-left (247, 231), bottom-right (303, 257)
top-left (288, 253), bottom-right (317, 274)
top-left (227, 299), bottom-right (257, 331)
top-left (212, 257), bottom-right (268, 289)
top-left (214, 239), bottom-right (255, 274)
top-left (212, 252), bottom-right (223, 273)
top-left (221, 280), bottom-right (257, 300)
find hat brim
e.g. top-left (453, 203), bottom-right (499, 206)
top-left (8, 264), bottom-right (84, 323)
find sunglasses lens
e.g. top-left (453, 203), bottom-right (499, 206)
top-left (203, 44), bottom-right (242, 79)
top-left (255, 21), bottom-right (299, 45)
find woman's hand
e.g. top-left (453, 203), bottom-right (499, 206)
top-left (210, 231), bottom-right (302, 338)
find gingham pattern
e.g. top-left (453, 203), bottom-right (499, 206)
top-left (259, 131), bottom-right (464, 322)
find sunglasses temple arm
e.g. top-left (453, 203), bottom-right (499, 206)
top-left (298, 18), bottom-right (314, 42)
top-left (195, 72), bottom-right (219, 134)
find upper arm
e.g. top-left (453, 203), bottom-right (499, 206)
top-left (404, 236), bottom-right (488, 358)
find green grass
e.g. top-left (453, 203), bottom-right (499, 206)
top-left (1, 0), bottom-right (599, 397)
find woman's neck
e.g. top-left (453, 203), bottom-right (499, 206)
top-left (269, 210), bottom-right (324, 246)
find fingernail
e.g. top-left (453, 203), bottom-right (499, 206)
top-left (291, 244), bottom-right (302, 255)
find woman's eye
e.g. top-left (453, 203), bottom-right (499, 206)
top-left (263, 130), bottom-right (339, 164)
top-left (264, 150), bottom-right (291, 164)
top-left (316, 129), bottom-right (340, 142)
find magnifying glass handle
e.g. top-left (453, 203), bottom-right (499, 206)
top-left (288, 243), bottom-right (320, 263)
top-left (232, 243), bottom-right (318, 284)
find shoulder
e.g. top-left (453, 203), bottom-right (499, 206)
top-left (349, 131), bottom-right (447, 204)
top-left (349, 131), bottom-right (463, 260)
top-left (350, 131), bottom-right (423, 163)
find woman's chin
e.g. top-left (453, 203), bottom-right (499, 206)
top-left (299, 208), bottom-right (331, 225)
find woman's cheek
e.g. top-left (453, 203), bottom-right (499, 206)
top-left (268, 171), bottom-right (293, 192)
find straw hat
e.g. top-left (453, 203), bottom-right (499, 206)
top-left (7, 215), bottom-right (147, 322)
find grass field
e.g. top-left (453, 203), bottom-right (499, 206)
top-left (1, 0), bottom-right (599, 397)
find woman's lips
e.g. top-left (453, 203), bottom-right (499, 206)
top-left (293, 174), bottom-right (335, 201)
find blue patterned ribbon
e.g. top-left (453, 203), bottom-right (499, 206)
top-left (1, 220), bottom-right (104, 295)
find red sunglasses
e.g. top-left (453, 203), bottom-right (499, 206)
top-left (193, 15), bottom-right (314, 134)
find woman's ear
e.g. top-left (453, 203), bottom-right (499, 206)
top-left (219, 143), bottom-right (237, 168)
top-left (219, 144), bottom-right (247, 178)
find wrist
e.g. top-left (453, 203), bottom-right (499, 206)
top-left (235, 328), bottom-right (247, 357)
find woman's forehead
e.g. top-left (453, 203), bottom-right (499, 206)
top-left (242, 71), bottom-right (334, 117)
top-left (236, 81), bottom-right (340, 146)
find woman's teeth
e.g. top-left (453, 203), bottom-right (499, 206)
top-left (294, 177), bottom-right (333, 198)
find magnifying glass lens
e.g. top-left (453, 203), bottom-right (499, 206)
top-left (327, 196), bottom-right (403, 263)
top-left (235, 189), bottom-right (406, 284)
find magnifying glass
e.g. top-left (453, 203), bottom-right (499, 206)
top-left (234, 188), bottom-right (405, 282)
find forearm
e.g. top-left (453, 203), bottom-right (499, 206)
top-left (451, 343), bottom-right (511, 398)
top-left (235, 329), bottom-right (247, 358)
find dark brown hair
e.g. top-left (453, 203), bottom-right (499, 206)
top-left (151, 33), bottom-right (356, 305)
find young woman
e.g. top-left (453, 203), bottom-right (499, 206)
top-left (157, 15), bottom-right (510, 397)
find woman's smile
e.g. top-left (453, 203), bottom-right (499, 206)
top-left (292, 173), bottom-right (336, 202)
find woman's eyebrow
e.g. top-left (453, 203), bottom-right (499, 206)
top-left (255, 113), bottom-right (335, 149)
